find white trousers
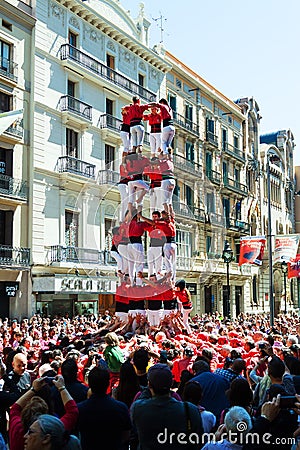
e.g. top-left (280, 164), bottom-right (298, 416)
top-left (127, 242), bottom-right (144, 286)
top-left (118, 244), bottom-right (129, 274)
top-left (182, 308), bottom-right (193, 334)
top-left (117, 183), bottom-right (129, 221)
top-left (149, 132), bottom-right (162, 155)
top-left (120, 131), bottom-right (131, 153)
top-left (149, 187), bottom-right (163, 213)
top-left (162, 125), bottom-right (175, 153)
top-left (110, 250), bottom-right (123, 272)
top-left (128, 180), bottom-right (149, 205)
top-left (131, 125), bottom-right (144, 147)
top-left (147, 309), bottom-right (163, 327)
top-left (147, 246), bottom-right (163, 277)
top-left (161, 179), bottom-right (176, 205)
top-left (163, 242), bottom-right (177, 281)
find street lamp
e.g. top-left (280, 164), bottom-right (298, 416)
top-left (222, 240), bottom-right (233, 319)
top-left (281, 261), bottom-right (288, 314)
top-left (267, 151), bottom-right (280, 327)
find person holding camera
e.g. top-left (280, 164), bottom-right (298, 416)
top-left (9, 375), bottom-right (79, 450)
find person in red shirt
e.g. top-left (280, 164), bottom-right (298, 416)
top-left (175, 279), bottom-right (193, 334)
top-left (143, 157), bottom-right (162, 213)
top-left (126, 153), bottom-right (150, 215)
top-left (120, 105), bottom-right (131, 159)
top-left (156, 98), bottom-right (175, 158)
top-left (159, 211), bottom-right (177, 282)
top-left (127, 96), bottom-right (150, 153)
top-left (143, 106), bottom-right (162, 157)
top-left (127, 211), bottom-right (148, 286)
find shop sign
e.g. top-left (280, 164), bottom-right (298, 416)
top-left (186, 283), bottom-right (197, 295)
top-left (5, 282), bottom-right (19, 297)
top-left (33, 277), bottom-right (117, 294)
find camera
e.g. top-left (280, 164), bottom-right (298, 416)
top-left (279, 396), bottom-right (297, 409)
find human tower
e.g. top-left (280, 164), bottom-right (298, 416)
top-left (110, 96), bottom-right (193, 332)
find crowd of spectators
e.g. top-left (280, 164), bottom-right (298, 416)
top-left (0, 310), bottom-right (300, 449)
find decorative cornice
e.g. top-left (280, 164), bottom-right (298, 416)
top-left (55, 0), bottom-right (171, 73)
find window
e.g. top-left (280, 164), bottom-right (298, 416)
top-left (175, 78), bottom-right (182, 89)
top-left (0, 92), bottom-right (12, 113)
top-left (106, 98), bottom-right (114, 115)
top-left (138, 74), bottom-right (145, 96)
top-left (105, 144), bottom-right (115, 170)
top-left (222, 128), bottom-right (227, 150)
top-left (206, 118), bottom-right (214, 133)
top-left (235, 201), bottom-right (241, 220)
top-left (0, 210), bottom-right (13, 246)
top-left (66, 128), bottom-right (78, 158)
top-left (206, 192), bottom-right (215, 214)
top-left (222, 161), bottom-right (228, 183)
top-left (222, 197), bottom-right (230, 223)
top-left (67, 80), bottom-right (76, 97)
top-left (185, 141), bottom-right (194, 162)
top-left (106, 54), bottom-right (115, 80)
top-left (206, 236), bottom-right (212, 254)
top-left (185, 185), bottom-right (193, 208)
top-left (65, 211), bottom-right (78, 248)
top-left (185, 104), bottom-right (193, 124)
top-left (0, 40), bottom-right (11, 73)
top-left (234, 168), bottom-right (240, 184)
top-left (234, 135), bottom-right (239, 150)
top-left (68, 31), bottom-right (77, 48)
top-left (205, 152), bottom-right (212, 176)
top-left (168, 94), bottom-right (177, 114)
top-left (176, 230), bottom-right (192, 259)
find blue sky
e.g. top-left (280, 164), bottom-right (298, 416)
top-left (121, 0), bottom-right (300, 165)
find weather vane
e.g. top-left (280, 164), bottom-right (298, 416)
top-left (152, 12), bottom-right (167, 44)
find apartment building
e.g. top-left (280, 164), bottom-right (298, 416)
top-left (0, 0), bottom-right (35, 318)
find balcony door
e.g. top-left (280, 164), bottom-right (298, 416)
top-left (205, 152), bottom-right (212, 177)
top-left (65, 211), bottom-right (79, 261)
top-left (0, 210), bottom-right (13, 246)
top-left (66, 128), bottom-right (78, 159)
top-left (106, 54), bottom-right (115, 80)
top-left (0, 40), bottom-right (11, 73)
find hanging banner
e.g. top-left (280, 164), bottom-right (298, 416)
top-left (0, 109), bottom-right (23, 135)
top-left (274, 235), bottom-right (300, 264)
top-left (288, 255), bottom-right (300, 279)
top-left (239, 236), bottom-right (266, 266)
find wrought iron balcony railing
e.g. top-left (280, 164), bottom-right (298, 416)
top-left (57, 156), bottom-right (96, 179)
top-left (0, 245), bottom-right (30, 267)
top-left (206, 169), bottom-right (221, 184)
top-left (59, 95), bottom-right (92, 121)
top-left (222, 142), bottom-right (245, 161)
top-left (98, 170), bottom-right (119, 185)
top-left (205, 131), bottom-right (218, 146)
top-left (173, 154), bottom-right (202, 176)
top-left (172, 111), bottom-right (199, 136)
top-left (223, 176), bottom-right (248, 195)
top-left (60, 44), bottom-right (156, 102)
top-left (0, 57), bottom-right (18, 82)
top-left (227, 218), bottom-right (250, 233)
top-left (48, 245), bottom-right (116, 265)
top-left (99, 113), bottom-right (150, 145)
top-left (0, 174), bottom-right (28, 200)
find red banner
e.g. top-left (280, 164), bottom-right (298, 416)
top-left (288, 254), bottom-right (300, 278)
top-left (239, 236), bottom-right (266, 266)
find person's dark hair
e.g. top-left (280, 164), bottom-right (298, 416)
top-left (183, 381), bottom-right (203, 405)
top-left (231, 358), bottom-right (246, 375)
top-left (177, 370), bottom-right (194, 398)
top-left (61, 358), bottom-right (78, 383)
top-left (268, 356), bottom-right (285, 380)
top-left (175, 279), bottom-right (186, 291)
top-left (21, 396), bottom-right (48, 431)
top-left (192, 360), bottom-right (210, 375)
top-left (227, 378), bottom-right (253, 408)
top-left (230, 349), bottom-right (241, 360)
top-left (115, 360), bottom-right (140, 408)
top-left (132, 96), bottom-right (140, 103)
top-left (284, 355), bottom-right (300, 375)
top-left (159, 98), bottom-right (169, 105)
top-left (133, 348), bottom-right (150, 371)
top-left (266, 335), bottom-right (275, 347)
top-left (40, 350), bottom-right (53, 365)
top-left (267, 383), bottom-right (287, 401)
top-left (202, 348), bottom-right (213, 361)
top-left (88, 366), bottom-right (110, 395)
